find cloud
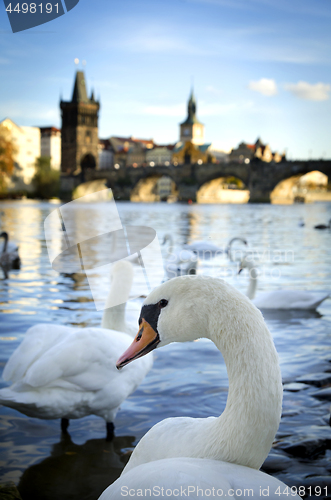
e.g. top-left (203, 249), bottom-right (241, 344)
top-left (205, 85), bottom-right (222, 96)
top-left (248, 78), bottom-right (278, 96)
top-left (284, 81), bottom-right (331, 101)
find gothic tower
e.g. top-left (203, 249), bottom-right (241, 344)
top-left (179, 89), bottom-right (204, 145)
top-left (60, 71), bottom-right (100, 176)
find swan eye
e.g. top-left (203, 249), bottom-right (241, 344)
top-left (159, 299), bottom-right (168, 308)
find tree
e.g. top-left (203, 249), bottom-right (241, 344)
top-left (0, 125), bottom-right (16, 193)
top-left (33, 156), bottom-right (60, 199)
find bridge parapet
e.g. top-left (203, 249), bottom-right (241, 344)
top-left (60, 160), bottom-right (331, 202)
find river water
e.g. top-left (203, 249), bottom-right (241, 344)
top-left (0, 199), bottom-right (330, 500)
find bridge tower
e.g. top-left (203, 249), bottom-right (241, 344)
top-left (179, 88), bottom-right (204, 146)
top-left (60, 70), bottom-right (100, 177)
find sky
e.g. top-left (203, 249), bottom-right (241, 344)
top-left (1, 0), bottom-right (331, 159)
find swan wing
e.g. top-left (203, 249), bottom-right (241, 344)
top-left (19, 328), bottom-right (132, 389)
top-left (0, 327), bottom-right (152, 419)
top-left (3, 324), bottom-right (74, 382)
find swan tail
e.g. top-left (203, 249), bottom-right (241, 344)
top-left (0, 386), bottom-right (51, 417)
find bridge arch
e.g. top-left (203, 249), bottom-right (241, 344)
top-left (270, 170), bottom-right (330, 204)
top-left (197, 175), bottom-right (250, 204)
top-left (130, 173), bottom-right (179, 202)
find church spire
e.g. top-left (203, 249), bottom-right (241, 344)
top-left (188, 87), bottom-right (197, 119)
top-left (72, 70), bottom-right (88, 102)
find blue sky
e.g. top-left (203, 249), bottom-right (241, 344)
top-left (1, 0), bottom-right (331, 159)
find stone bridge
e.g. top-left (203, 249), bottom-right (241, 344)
top-left (62, 160), bottom-right (331, 202)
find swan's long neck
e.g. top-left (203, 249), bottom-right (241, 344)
top-left (102, 302), bottom-right (128, 333)
top-left (101, 262), bottom-right (134, 335)
top-left (204, 298), bottom-right (282, 469)
top-left (245, 261), bottom-right (258, 300)
top-left (163, 235), bottom-right (174, 261)
top-left (1, 233), bottom-right (8, 254)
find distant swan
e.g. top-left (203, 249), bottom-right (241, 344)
top-left (239, 257), bottom-right (329, 310)
top-left (314, 219), bottom-right (331, 230)
top-left (163, 234), bottom-right (197, 278)
top-left (0, 231), bottom-right (21, 278)
top-left (98, 276), bottom-right (299, 499)
top-left (0, 260), bottom-right (152, 439)
top-left (183, 239), bottom-right (223, 259)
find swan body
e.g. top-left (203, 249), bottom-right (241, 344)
top-left (314, 219), bottom-right (331, 230)
top-left (98, 275), bottom-right (298, 498)
top-left (240, 257), bottom-right (329, 310)
top-left (183, 240), bottom-right (222, 258)
top-left (100, 458), bottom-right (299, 499)
top-left (0, 231), bottom-right (20, 278)
top-left (163, 234), bottom-right (197, 278)
top-left (0, 261), bottom-right (152, 437)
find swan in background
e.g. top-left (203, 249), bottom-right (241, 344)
top-left (183, 238), bottom-right (223, 259)
top-left (0, 260), bottom-right (152, 440)
top-left (226, 236), bottom-right (247, 261)
top-left (314, 218), bottom-right (331, 230)
top-left (98, 276), bottom-right (299, 499)
top-left (163, 234), bottom-right (197, 278)
top-left (0, 231), bottom-right (21, 278)
top-left (239, 256), bottom-right (329, 310)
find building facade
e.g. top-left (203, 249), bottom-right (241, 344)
top-left (0, 118), bottom-right (40, 193)
top-left (60, 71), bottom-right (100, 176)
top-left (98, 139), bottom-right (114, 170)
top-left (40, 126), bottom-right (61, 170)
top-left (146, 145), bottom-right (174, 166)
top-left (229, 138), bottom-right (285, 163)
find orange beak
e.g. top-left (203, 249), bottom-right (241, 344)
top-left (116, 318), bottom-right (160, 369)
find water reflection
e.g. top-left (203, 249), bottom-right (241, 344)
top-left (18, 433), bottom-right (133, 500)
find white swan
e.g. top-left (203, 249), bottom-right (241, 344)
top-left (98, 275), bottom-right (299, 499)
top-left (0, 231), bottom-right (21, 278)
top-left (163, 234), bottom-right (197, 278)
top-left (0, 260), bottom-right (152, 439)
top-left (183, 238), bottom-right (222, 259)
top-left (239, 257), bottom-right (329, 310)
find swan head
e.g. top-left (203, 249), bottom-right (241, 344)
top-left (239, 256), bottom-right (258, 273)
top-left (116, 275), bottom-right (252, 369)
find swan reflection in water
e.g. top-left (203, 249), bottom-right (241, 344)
top-left (18, 433), bottom-right (133, 500)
